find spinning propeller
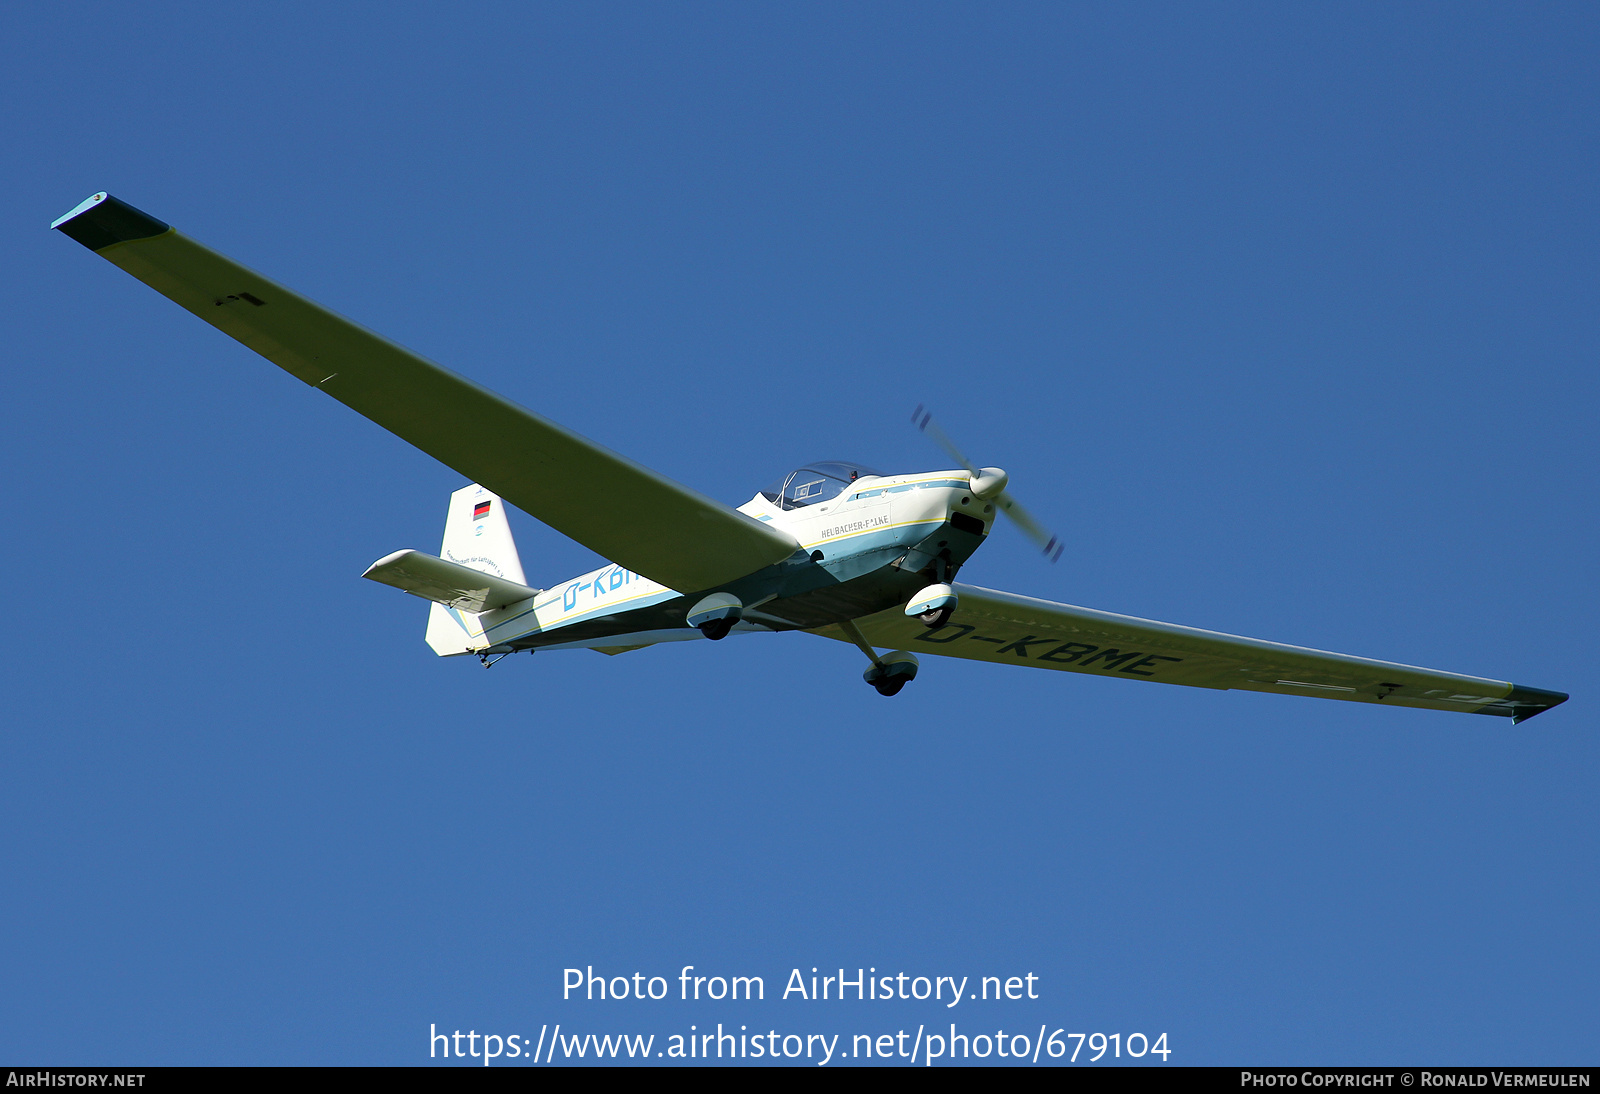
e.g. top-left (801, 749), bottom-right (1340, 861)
top-left (912, 404), bottom-right (1063, 563)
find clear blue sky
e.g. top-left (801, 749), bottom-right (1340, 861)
top-left (2, 1), bottom-right (1594, 1066)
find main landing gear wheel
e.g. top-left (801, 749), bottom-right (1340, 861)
top-left (905, 583), bottom-right (958, 630)
top-left (873, 677), bottom-right (909, 696)
top-left (686, 592), bottom-right (743, 641)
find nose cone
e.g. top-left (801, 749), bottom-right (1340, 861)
top-left (969, 467), bottom-right (1009, 499)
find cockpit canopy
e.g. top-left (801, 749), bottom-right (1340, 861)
top-left (760, 461), bottom-right (886, 510)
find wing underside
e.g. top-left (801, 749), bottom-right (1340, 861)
top-left (811, 583), bottom-right (1567, 722)
top-left (53, 193), bottom-right (800, 594)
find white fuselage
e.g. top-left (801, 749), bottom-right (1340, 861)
top-left (440, 470), bottom-right (990, 654)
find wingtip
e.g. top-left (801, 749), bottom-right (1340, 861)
top-left (50, 192), bottom-right (108, 230)
top-left (52, 192), bottom-right (170, 251)
top-left (1505, 685), bottom-right (1569, 724)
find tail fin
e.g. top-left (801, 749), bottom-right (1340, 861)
top-left (425, 484), bottom-right (527, 656)
top-left (439, 483), bottom-right (526, 583)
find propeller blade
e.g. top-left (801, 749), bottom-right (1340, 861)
top-left (911, 404), bottom-right (976, 474)
top-left (996, 492), bottom-right (1064, 563)
top-left (911, 404), bottom-right (1063, 564)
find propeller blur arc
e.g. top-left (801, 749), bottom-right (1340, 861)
top-left (911, 404), bottom-right (1063, 563)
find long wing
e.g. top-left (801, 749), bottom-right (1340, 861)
top-left (52, 193), bottom-right (800, 593)
top-left (811, 583), bottom-right (1567, 723)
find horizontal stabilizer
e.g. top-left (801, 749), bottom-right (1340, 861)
top-left (362, 549), bottom-right (540, 612)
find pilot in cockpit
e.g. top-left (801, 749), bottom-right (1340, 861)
top-left (760, 461), bottom-right (885, 511)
